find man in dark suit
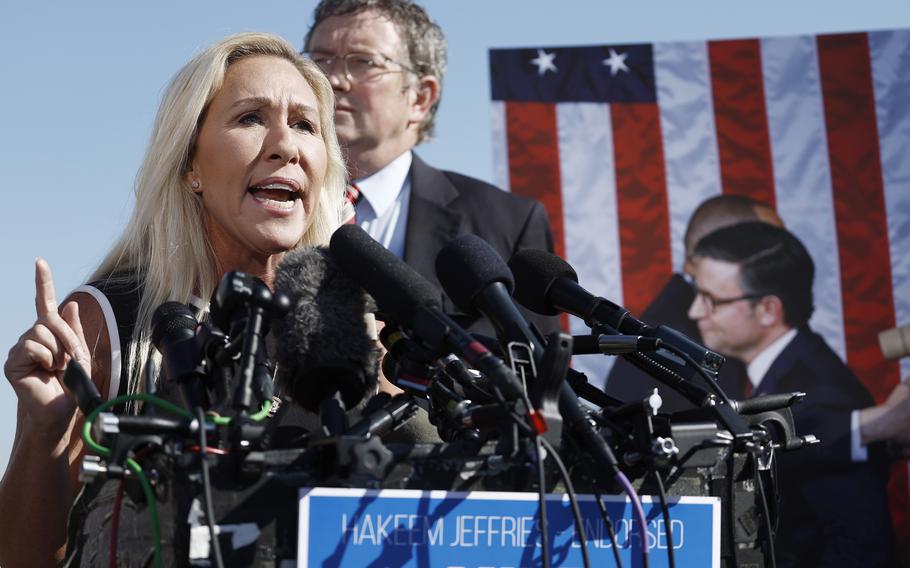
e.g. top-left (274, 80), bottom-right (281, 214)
top-left (688, 221), bottom-right (898, 567)
top-left (302, 0), bottom-right (557, 335)
top-left (605, 195), bottom-right (782, 411)
top-left (302, 0), bottom-right (557, 443)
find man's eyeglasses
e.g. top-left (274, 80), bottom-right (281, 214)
top-left (304, 51), bottom-right (419, 82)
top-left (691, 286), bottom-right (765, 314)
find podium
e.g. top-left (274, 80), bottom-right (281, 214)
top-left (66, 440), bottom-right (769, 567)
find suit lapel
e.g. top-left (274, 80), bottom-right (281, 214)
top-left (403, 154), bottom-right (465, 289)
top-left (754, 328), bottom-right (807, 397)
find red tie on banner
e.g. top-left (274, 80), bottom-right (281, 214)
top-left (742, 378), bottom-right (753, 399)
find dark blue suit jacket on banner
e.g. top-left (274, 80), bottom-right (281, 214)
top-left (759, 327), bottom-right (895, 567)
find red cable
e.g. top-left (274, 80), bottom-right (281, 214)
top-left (187, 444), bottom-right (230, 455)
top-left (109, 480), bottom-right (126, 567)
top-left (106, 442), bottom-right (226, 563)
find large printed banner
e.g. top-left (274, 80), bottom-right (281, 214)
top-left (298, 487), bottom-right (720, 567)
top-left (488, 29), bottom-right (910, 559)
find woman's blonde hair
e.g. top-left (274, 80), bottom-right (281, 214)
top-left (91, 32), bottom-right (346, 399)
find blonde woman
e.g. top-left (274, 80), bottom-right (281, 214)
top-left (0, 32), bottom-right (346, 565)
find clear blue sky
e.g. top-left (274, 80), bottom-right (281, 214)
top-left (2, 0), bottom-right (908, 474)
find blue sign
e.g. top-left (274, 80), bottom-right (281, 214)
top-left (298, 488), bottom-right (719, 567)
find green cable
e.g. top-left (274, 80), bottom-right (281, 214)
top-left (82, 393), bottom-right (274, 452)
top-left (204, 398), bottom-right (274, 425)
top-left (209, 414), bottom-right (231, 426)
top-left (82, 394), bottom-right (186, 568)
top-left (125, 457), bottom-right (162, 568)
top-left (82, 393), bottom-right (192, 455)
top-left (250, 398), bottom-right (273, 421)
top-left (80, 393), bottom-right (273, 566)
top-left (206, 400), bottom-right (272, 426)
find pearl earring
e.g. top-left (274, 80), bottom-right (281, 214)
top-left (191, 180), bottom-right (200, 189)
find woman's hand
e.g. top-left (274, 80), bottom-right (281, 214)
top-left (4, 258), bottom-right (92, 433)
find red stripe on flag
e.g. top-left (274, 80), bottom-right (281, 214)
top-left (708, 39), bottom-right (777, 207)
top-left (817, 32), bottom-right (905, 558)
top-left (505, 102), bottom-right (569, 330)
top-left (611, 103), bottom-right (673, 316)
top-left (504, 102), bottom-right (566, 259)
top-left (817, 33), bottom-right (899, 400)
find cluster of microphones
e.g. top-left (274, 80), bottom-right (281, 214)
top-left (138, 223), bottom-right (814, 466)
top-left (57, 225), bottom-right (836, 557)
top-left (65, 225), bottom-right (824, 566)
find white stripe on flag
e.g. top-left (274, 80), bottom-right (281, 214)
top-left (761, 35), bottom-right (847, 360)
top-left (556, 102), bottom-right (622, 388)
top-left (870, 30), bottom-right (910, 382)
top-left (653, 40), bottom-right (723, 271)
top-left (490, 101), bottom-right (510, 192)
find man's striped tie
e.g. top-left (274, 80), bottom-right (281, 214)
top-left (344, 183), bottom-right (362, 225)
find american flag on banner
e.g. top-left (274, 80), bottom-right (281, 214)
top-left (489, 29), bottom-right (910, 558)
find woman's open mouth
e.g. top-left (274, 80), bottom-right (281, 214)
top-left (248, 182), bottom-right (300, 211)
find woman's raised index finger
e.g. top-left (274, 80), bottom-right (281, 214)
top-left (34, 257), bottom-right (59, 318)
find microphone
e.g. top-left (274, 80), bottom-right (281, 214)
top-left (879, 324), bottom-right (910, 360)
top-left (509, 248), bottom-right (724, 371)
top-left (329, 225), bottom-right (527, 407)
top-left (435, 236), bottom-right (523, 339)
top-left (508, 248), bottom-right (647, 334)
top-left (509, 249), bottom-right (754, 441)
top-left (273, 246), bottom-right (379, 428)
top-left (435, 235), bottom-right (620, 473)
top-left (151, 301), bottom-right (206, 408)
top-left (572, 334), bottom-right (662, 355)
top-left (732, 391), bottom-right (805, 415)
top-left (209, 271), bottom-right (290, 413)
top-left (210, 271), bottom-right (280, 333)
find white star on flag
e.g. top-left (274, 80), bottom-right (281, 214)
top-left (530, 49), bottom-right (557, 76)
top-left (602, 48), bottom-right (629, 76)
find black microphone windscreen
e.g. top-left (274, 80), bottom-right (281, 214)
top-left (274, 245), bottom-right (379, 412)
top-left (150, 302), bottom-right (203, 403)
top-left (330, 224), bottom-right (441, 327)
top-left (151, 302), bottom-right (197, 347)
top-left (508, 249), bottom-right (578, 316)
top-left (435, 235), bottom-right (514, 314)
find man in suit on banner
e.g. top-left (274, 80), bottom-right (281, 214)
top-left (605, 194), bottom-right (783, 411)
top-left (688, 221), bottom-right (900, 566)
top-left (302, 0), bottom-right (558, 335)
